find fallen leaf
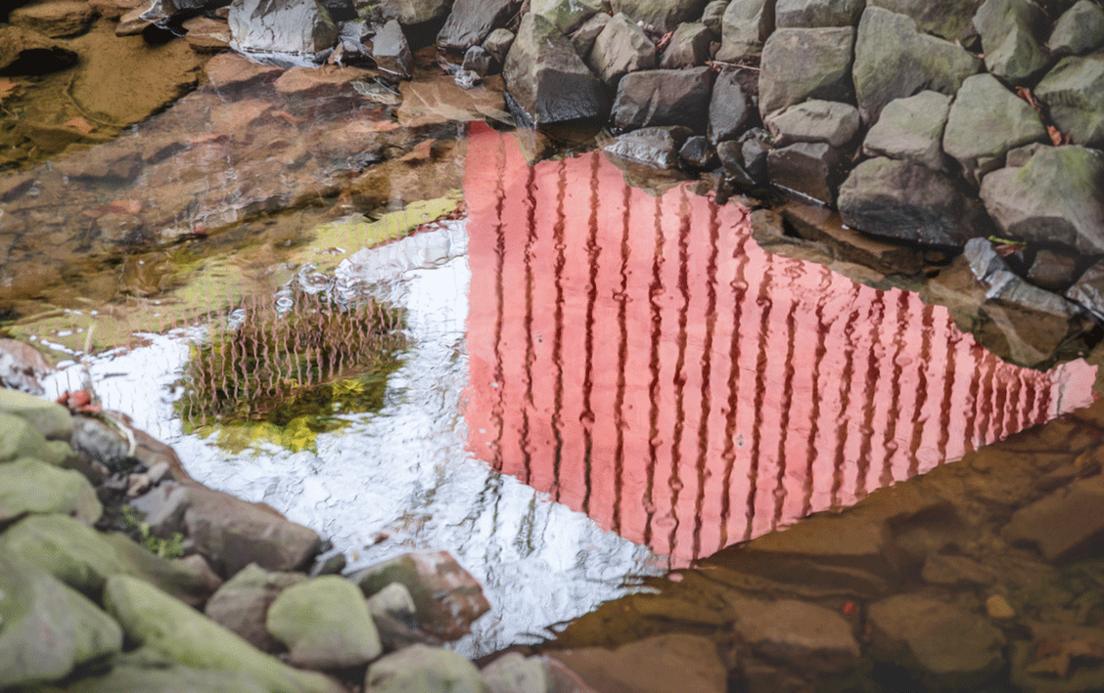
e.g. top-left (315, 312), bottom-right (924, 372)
top-left (63, 117), bottom-right (95, 135)
top-left (1047, 125), bottom-right (1070, 146)
top-left (0, 78), bottom-right (18, 102)
top-left (656, 31), bottom-right (674, 51)
top-left (107, 199), bottom-right (143, 215)
top-left (1015, 86), bottom-right (1040, 110)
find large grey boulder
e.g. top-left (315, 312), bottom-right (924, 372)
top-left (437, 0), bottom-right (517, 52)
top-left (130, 482), bottom-right (322, 577)
top-left (767, 141), bottom-right (846, 204)
top-left (709, 68), bottom-right (753, 142)
top-left (868, 0), bottom-right (984, 40)
top-left (611, 0), bottom-right (709, 32)
top-left (758, 27), bottom-right (855, 116)
top-left (0, 458), bottom-right (102, 525)
top-left (503, 13), bottom-right (609, 125)
top-left (604, 126), bottom-right (694, 168)
top-left (853, 6), bottom-right (982, 123)
top-left (365, 645), bottom-right (488, 693)
top-left (862, 91), bottom-right (952, 170)
top-left (531, 0), bottom-right (602, 34)
top-left (1068, 260), bottom-right (1104, 322)
top-left (205, 564), bottom-right (306, 653)
top-left (973, 0), bottom-right (1051, 84)
top-left (942, 73), bottom-right (1047, 183)
top-left (868, 594), bottom-right (1006, 689)
top-left (103, 575), bottom-right (342, 693)
top-left (660, 21), bottom-right (712, 68)
top-left (717, 0), bottom-right (775, 61)
top-left (588, 13), bottom-right (656, 85)
top-left (372, 19), bottom-right (413, 79)
top-left (775, 0), bottom-right (865, 27)
top-left (838, 157), bottom-right (991, 246)
top-left (0, 556), bottom-right (122, 689)
top-left (379, 0), bottom-right (451, 26)
top-left (570, 11), bottom-right (611, 56)
top-left (1048, 0), bottom-right (1104, 56)
top-left (702, 0), bottom-right (727, 35)
top-left (1035, 54), bottom-right (1104, 148)
top-left (611, 67), bottom-right (714, 131)
top-left (228, 0), bottom-right (338, 58)
top-left (979, 145), bottom-right (1104, 255)
top-left (765, 100), bottom-right (861, 148)
top-left (266, 576), bottom-right (382, 670)
top-left (483, 27), bottom-right (515, 63)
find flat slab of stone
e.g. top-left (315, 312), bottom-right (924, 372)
top-left (1003, 475), bottom-right (1104, 561)
top-left (550, 634), bottom-right (728, 693)
top-left (862, 91), bottom-right (951, 170)
top-left (729, 597), bottom-right (861, 672)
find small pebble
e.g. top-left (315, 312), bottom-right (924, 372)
top-left (986, 594), bottom-right (1015, 620)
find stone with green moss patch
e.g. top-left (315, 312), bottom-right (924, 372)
top-left (0, 457), bottom-right (102, 524)
top-left (266, 575), bottom-right (383, 669)
top-left (0, 412), bottom-right (70, 465)
top-left (0, 388), bottom-right (72, 440)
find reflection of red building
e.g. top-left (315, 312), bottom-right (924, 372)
top-left (463, 124), bottom-right (1096, 567)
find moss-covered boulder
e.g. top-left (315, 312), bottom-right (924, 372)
top-left (103, 575), bottom-right (343, 693)
top-left (0, 555), bottom-right (122, 689)
top-left (365, 645), bottom-right (488, 693)
top-left (0, 457), bottom-right (102, 524)
top-left (0, 514), bottom-right (215, 605)
top-left (266, 575), bottom-right (382, 670)
top-left (205, 564), bottom-right (306, 652)
top-left (0, 389), bottom-right (73, 440)
top-left (60, 655), bottom-right (271, 693)
top-left (0, 412), bottom-right (71, 465)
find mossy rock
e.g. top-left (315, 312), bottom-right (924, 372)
top-left (0, 457), bottom-right (102, 524)
top-left (0, 388), bottom-right (72, 441)
top-left (0, 513), bottom-right (213, 605)
top-left (0, 412), bottom-right (71, 465)
top-left (103, 575), bottom-right (343, 693)
top-left (57, 650), bottom-right (272, 693)
top-left (364, 645), bottom-right (488, 693)
top-left (0, 555), bottom-right (122, 689)
top-left (266, 575), bottom-right (382, 670)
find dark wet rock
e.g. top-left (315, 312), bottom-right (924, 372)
top-left (0, 340), bottom-right (52, 395)
top-left (1035, 55), bottom-right (1104, 148)
top-left (531, 0), bottom-right (602, 34)
top-left (853, 7), bottom-right (982, 124)
top-left (708, 68), bottom-right (753, 143)
top-left (943, 73), bottom-right (1047, 184)
top-left (1027, 248), bottom-right (1082, 292)
top-left (1004, 475), bottom-right (1104, 561)
top-left (862, 91), bottom-right (952, 171)
top-left (589, 13), bottom-right (656, 85)
top-left (868, 0), bottom-right (984, 41)
top-left (779, 201), bottom-right (929, 275)
top-left (318, 0), bottom-right (354, 22)
top-left (503, 13), bottom-right (609, 125)
top-left (551, 635), bottom-right (728, 692)
top-left (775, 0), bottom-right (865, 27)
top-left (718, 128), bottom-right (772, 186)
top-left (266, 576), bottom-right (382, 670)
top-left (372, 19), bottom-right (414, 79)
top-left (1067, 260), bottom-right (1104, 321)
top-left (0, 25), bottom-right (79, 75)
top-left (702, 0), bottom-right (727, 35)
top-left (366, 582), bottom-right (417, 621)
top-left (0, 458), bottom-right (101, 525)
top-left (0, 513), bottom-right (217, 605)
top-left (569, 11), bottom-right (610, 57)
top-left (660, 21), bottom-right (712, 68)
top-left (351, 551), bottom-right (491, 641)
top-left (183, 16), bottom-right (232, 53)
top-left (205, 564), bottom-right (306, 653)
top-left (228, 0), bottom-right (338, 59)
top-left (839, 158), bottom-right (990, 247)
top-left (868, 594), bottom-right (1005, 689)
top-left (980, 145), bottom-right (1104, 255)
top-left (973, 0), bottom-right (1051, 84)
top-left (309, 551), bottom-right (347, 577)
top-left (717, 0), bottom-right (775, 62)
top-left (768, 141), bottom-right (845, 204)
top-left (365, 644), bottom-right (486, 693)
top-left (679, 135), bottom-right (718, 170)
top-left (765, 99), bottom-right (861, 148)
top-left (921, 553), bottom-right (997, 587)
top-left (8, 0), bottom-right (96, 38)
top-left (0, 555), bottom-right (122, 690)
top-left (1011, 623), bottom-right (1104, 693)
top-left (379, 0), bottom-right (451, 26)
top-left (482, 27), bottom-right (515, 63)
top-left (729, 597), bottom-right (861, 672)
top-left (461, 45), bottom-right (493, 76)
top-left (482, 653), bottom-right (554, 693)
top-left (131, 482), bottom-right (322, 576)
top-left (0, 412), bottom-right (70, 466)
top-left (103, 575), bottom-right (342, 693)
top-left (758, 27), bottom-right (855, 117)
top-left (611, 0), bottom-right (709, 32)
top-left (611, 67), bottom-right (714, 131)
top-left (1049, 0), bottom-right (1104, 56)
top-left (437, 0), bottom-right (517, 52)
top-left (0, 388), bottom-right (71, 441)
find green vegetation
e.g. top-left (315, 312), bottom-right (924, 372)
top-left (120, 505), bottom-right (185, 560)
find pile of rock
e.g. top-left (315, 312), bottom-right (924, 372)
top-left (0, 370), bottom-right (558, 692)
top-left (496, 0), bottom-right (1104, 365)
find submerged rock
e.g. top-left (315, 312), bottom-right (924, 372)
top-left (0, 388), bottom-right (71, 440)
top-left (852, 6), bottom-right (981, 123)
top-left (979, 145), bottom-right (1104, 255)
top-left (862, 91), bottom-right (952, 171)
top-left (482, 653), bottom-right (554, 693)
top-left (267, 576), bottom-right (382, 670)
top-left (365, 645), bottom-right (487, 693)
top-left (973, 0), bottom-right (1051, 84)
top-left (838, 157), bottom-right (990, 247)
top-left (730, 597), bottom-right (861, 672)
top-left (758, 27), bottom-right (855, 116)
top-left (8, 0), bottom-right (96, 38)
top-left (0, 25), bottom-right (79, 74)
top-left (228, 0), bottom-right (338, 59)
top-left (503, 13), bottom-right (609, 125)
top-left (1035, 54), bottom-right (1104, 148)
top-left (717, 0), bottom-right (775, 62)
top-left (605, 126), bottom-right (693, 168)
top-left (437, 0), bottom-right (517, 53)
top-left (612, 67), bottom-right (714, 131)
top-left (1048, 0), bottom-right (1104, 56)
top-left (550, 635), bottom-right (729, 692)
top-left (1003, 475), bottom-right (1104, 561)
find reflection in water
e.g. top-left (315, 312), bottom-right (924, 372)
top-left (463, 124), bottom-right (1096, 568)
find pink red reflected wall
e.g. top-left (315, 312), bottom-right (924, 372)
top-left (463, 124), bottom-right (1096, 568)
